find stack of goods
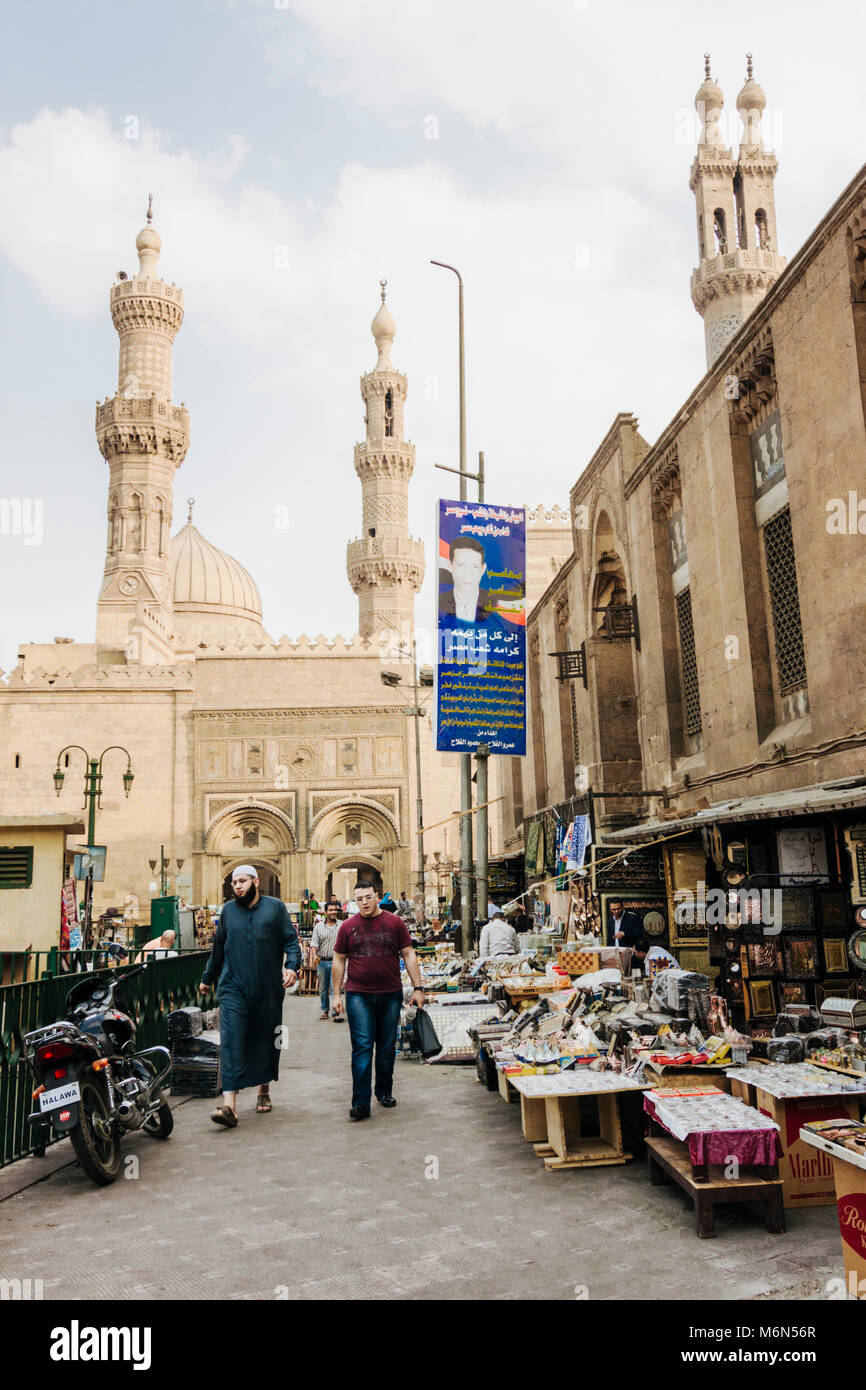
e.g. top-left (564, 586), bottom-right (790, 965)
top-left (167, 1006), bottom-right (202, 1044)
top-left (801, 1117), bottom-right (866, 1159)
top-left (167, 1006), bottom-right (222, 1098)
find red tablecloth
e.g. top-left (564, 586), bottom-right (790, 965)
top-left (644, 1095), bottom-right (783, 1169)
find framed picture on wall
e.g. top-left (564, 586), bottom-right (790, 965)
top-left (818, 890), bottom-right (848, 929)
top-left (777, 828), bottom-right (829, 885)
top-left (822, 937), bottom-right (849, 975)
top-left (779, 887), bottom-right (814, 930)
top-left (748, 980), bottom-right (776, 1017)
top-left (779, 982), bottom-right (809, 1007)
top-left (747, 940), bottom-right (784, 976)
top-left (784, 934), bottom-right (820, 979)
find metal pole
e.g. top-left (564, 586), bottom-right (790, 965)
top-left (477, 450), bottom-right (485, 503)
top-left (412, 640), bottom-right (426, 923)
top-left (160, 843), bottom-right (167, 898)
top-left (431, 259), bottom-right (473, 956)
top-left (86, 760), bottom-right (98, 846)
top-left (476, 744), bottom-right (489, 923)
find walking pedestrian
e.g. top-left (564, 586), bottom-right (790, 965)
top-left (199, 865), bottom-right (301, 1127)
top-left (310, 898), bottom-right (341, 1021)
top-left (331, 882), bottom-right (426, 1120)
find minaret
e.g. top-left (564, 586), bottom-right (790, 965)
top-left (95, 197), bottom-right (189, 659)
top-left (346, 282), bottom-right (425, 639)
top-left (690, 55), bottom-right (785, 368)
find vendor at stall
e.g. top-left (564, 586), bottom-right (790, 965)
top-left (479, 905), bottom-right (520, 959)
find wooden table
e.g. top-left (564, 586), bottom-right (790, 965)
top-left (647, 1135), bottom-right (785, 1238)
top-left (508, 1072), bottom-right (647, 1170)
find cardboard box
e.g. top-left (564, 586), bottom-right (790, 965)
top-left (832, 1154), bottom-right (866, 1298)
top-left (757, 1087), bottom-right (860, 1207)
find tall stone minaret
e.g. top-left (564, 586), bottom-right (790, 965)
top-left (689, 55), bottom-right (785, 368)
top-left (346, 282), bottom-right (424, 639)
top-left (95, 199), bottom-right (189, 659)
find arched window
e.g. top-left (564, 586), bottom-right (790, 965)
top-left (698, 214), bottom-right (705, 258)
top-left (755, 209), bottom-right (769, 251)
top-left (384, 389), bottom-right (394, 438)
top-left (713, 209), bottom-right (727, 255)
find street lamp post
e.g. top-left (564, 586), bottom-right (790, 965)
top-left (53, 744), bottom-right (135, 944)
top-left (431, 259), bottom-right (474, 955)
top-left (381, 648), bottom-right (434, 925)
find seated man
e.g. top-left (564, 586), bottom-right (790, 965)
top-left (135, 928), bottom-right (178, 962)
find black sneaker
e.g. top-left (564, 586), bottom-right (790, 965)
top-left (349, 1105), bottom-right (370, 1121)
top-left (376, 1095), bottom-right (397, 1108)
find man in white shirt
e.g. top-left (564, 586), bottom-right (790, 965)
top-left (479, 905), bottom-right (519, 959)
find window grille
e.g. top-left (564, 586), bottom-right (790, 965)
top-left (0, 846), bottom-right (33, 890)
top-left (675, 586), bottom-right (702, 735)
top-left (763, 506), bottom-right (807, 695)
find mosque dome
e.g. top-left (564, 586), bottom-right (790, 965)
top-left (171, 506), bottom-right (264, 637)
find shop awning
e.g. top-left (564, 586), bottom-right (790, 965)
top-left (597, 777), bottom-right (866, 845)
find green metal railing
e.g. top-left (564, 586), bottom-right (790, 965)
top-left (0, 947), bottom-right (205, 986)
top-left (0, 952), bottom-right (210, 1170)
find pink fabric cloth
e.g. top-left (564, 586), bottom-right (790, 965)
top-left (644, 1096), bottom-right (782, 1169)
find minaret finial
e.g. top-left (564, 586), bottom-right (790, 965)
top-left (146, 193), bottom-right (153, 225)
top-left (746, 53), bottom-right (753, 80)
top-left (704, 52), bottom-right (711, 79)
top-left (379, 278), bottom-right (387, 304)
top-left (187, 496), bottom-right (194, 523)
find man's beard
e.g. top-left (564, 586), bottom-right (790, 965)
top-left (236, 883), bottom-right (258, 907)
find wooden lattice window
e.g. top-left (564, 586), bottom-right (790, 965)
top-left (384, 389), bottom-right (394, 438)
top-left (675, 587), bottom-right (702, 735)
top-left (0, 846), bottom-right (34, 889)
top-left (763, 506), bottom-right (807, 695)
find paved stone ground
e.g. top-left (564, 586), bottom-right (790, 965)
top-left (0, 995), bottom-right (845, 1300)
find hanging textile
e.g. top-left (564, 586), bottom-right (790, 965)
top-left (544, 817), bottom-right (557, 875)
top-left (566, 814), bottom-right (593, 872)
top-left (525, 819), bottom-right (541, 878)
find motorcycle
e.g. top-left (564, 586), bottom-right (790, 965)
top-left (25, 963), bottom-right (173, 1185)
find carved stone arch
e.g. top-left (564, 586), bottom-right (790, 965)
top-left (205, 799), bottom-right (297, 855)
top-left (589, 507), bottom-right (629, 632)
top-left (308, 797), bottom-right (401, 854)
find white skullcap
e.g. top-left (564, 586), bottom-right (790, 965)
top-left (231, 864), bottom-right (259, 880)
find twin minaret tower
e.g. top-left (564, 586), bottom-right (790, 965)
top-left (690, 54), bottom-right (784, 368)
top-left (94, 217), bottom-right (423, 658)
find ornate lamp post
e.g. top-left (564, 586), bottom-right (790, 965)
top-left (53, 744), bottom-right (135, 942)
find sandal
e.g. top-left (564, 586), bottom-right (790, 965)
top-left (211, 1105), bottom-right (238, 1128)
top-left (256, 1092), bottom-right (272, 1113)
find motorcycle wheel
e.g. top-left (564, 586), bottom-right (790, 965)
top-left (142, 1092), bottom-right (173, 1139)
top-left (71, 1074), bottom-right (122, 1185)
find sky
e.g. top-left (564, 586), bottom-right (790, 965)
top-left (1, 0), bottom-right (864, 673)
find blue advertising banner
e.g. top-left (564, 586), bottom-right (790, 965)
top-left (434, 499), bottom-right (526, 755)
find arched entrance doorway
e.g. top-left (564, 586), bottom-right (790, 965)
top-left (326, 861), bottom-right (383, 904)
top-left (221, 862), bottom-right (281, 902)
top-left (309, 799), bottom-right (402, 905)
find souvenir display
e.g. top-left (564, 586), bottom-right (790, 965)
top-left (822, 937), bottom-right (850, 974)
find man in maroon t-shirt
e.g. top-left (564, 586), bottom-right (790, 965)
top-left (332, 882), bottom-right (426, 1120)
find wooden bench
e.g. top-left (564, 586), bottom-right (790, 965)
top-left (647, 1133), bottom-right (785, 1239)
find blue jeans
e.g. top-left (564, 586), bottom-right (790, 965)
top-left (317, 960), bottom-right (332, 1014)
top-left (344, 990), bottom-right (403, 1109)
